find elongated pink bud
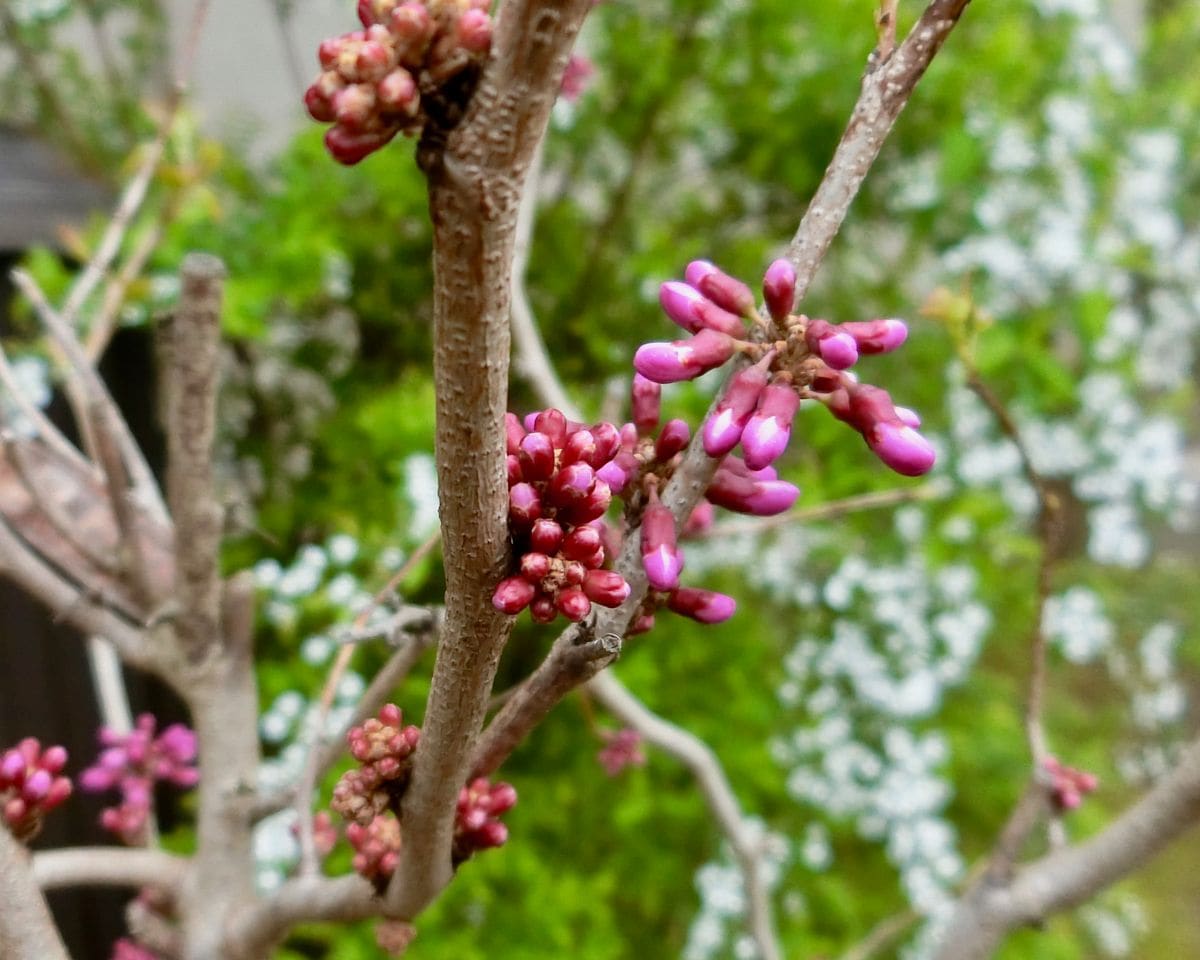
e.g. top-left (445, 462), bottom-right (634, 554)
top-left (659, 281), bottom-right (706, 333)
top-left (840, 318), bottom-right (908, 354)
top-left (866, 422), bottom-right (936, 476)
top-left (634, 329), bottom-right (736, 383)
top-left (563, 478), bottom-right (611, 525)
top-left (583, 569), bottom-right (631, 607)
top-left (804, 319), bottom-right (858, 370)
top-left (631, 374), bottom-right (662, 432)
top-left (655, 419), bottom-right (691, 462)
top-left (685, 260), bottom-right (717, 287)
top-left (555, 587), bottom-right (591, 622)
top-left (741, 383), bottom-right (800, 470)
top-left (707, 470), bottom-right (798, 515)
top-left (493, 577), bottom-right (536, 614)
top-left (894, 405), bottom-right (921, 428)
top-left (523, 412), bottom-right (538, 432)
top-left (561, 429), bottom-right (596, 467)
top-left (529, 519), bottom-right (563, 554)
top-left (596, 460), bottom-right (629, 494)
top-left (456, 9), bottom-right (492, 52)
top-left (508, 483), bottom-right (541, 526)
top-left (518, 432), bottom-right (555, 481)
top-left (702, 360), bottom-right (770, 457)
top-left (682, 500), bottom-right (715, 537)
top-left (742, 480), bottom-right (801, 515)
top-left (641, 502), bottom-right (683, 591)
top-left (693, 298), bottom-right (748, 337)
top-left (762, 258), bottom-right (796, 323)
top-left (534, 409), bottom-right (568, 446)
top-left (667, 588), bottom-right (736, 624)
top-left (590, 422), bottom-right (622, 466)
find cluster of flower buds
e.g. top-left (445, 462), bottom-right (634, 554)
top-left (597, 728), bottom-right (646, 777)
top-left (640, 259), bottom-right (935, 477)
top-left (1, 737), bottom-right (71, 841)
top-left (452, 777), bottom-right (517, 864)
top-left (347, 813), bottom-right (402, 890)
top-left (332, 704), bottom-right (421, 825)
top-left (111, 939), bottom-right (159, 960)
top-left (291, 810), bottom-right (339, 859)
top-left (305, 0), bottom-right (493, 164)
top-left (1042, 756), bottom-right (1098, 812)
top-left (80, 715), bottom-right (198, 845)
top-left (493, 409), bottom-right (632, 624)
top-left (559, 54), bottom-right (595, 102)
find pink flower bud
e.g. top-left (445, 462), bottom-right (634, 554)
top-left (563, 478), bottom-right (611, 525)
top-left (390, 2), bottom-right (433, 42)
top-left (529, 519), bottom-right (563, 554)
top-left (641, 502), bottom-right (683, 591)
top-left (596, 460), bottom-right (629, 494)
top-left (702, 359), bottom-right (770, 457)
top-left (659, 281), bottom-right (706, 333)
top-left (706, 470), bottom-right (799, 516)
top-left (583, 569), bottom-right (631, 607)
top-left (1, 750), bottom-right (24, 782)
top-left (631, 374), bottom-right (662, 432)
top-left (318, 37), bottom-right (346, 69)
top-left (865, 422), bottom-right (936, 476)
top-left (682, 500), bottom-right (715, 537)
top-left (507, 454), bottom-right (523, 485)
top-left (894, 406), bottom-right (921, 428)
top-left (23, 769), bottom-right (51, 801)
top-left (304, 83), bottom-right (337, 122)
top-left (376, 69), bottom-right (418, 112)
top-left (40, 745), bottom-right (67, 774)
top-left (561, 429), bottom-right (597, 467)
top-left (667, 588), bottom-right (737, 624)
top-left (655, 419), bottom-right (691, 462)
top-left (555, 587), bottom-right (591, 622)
top-left (519, 552), bottom-right (551, 582)
top-left (534, 409), bottom-right (568, 446)
top-left (488, 782), bottom-right (518, 814)
top-left (628, 613), bottom-right (656, 635)
top-left (493, 576), bottom-right (536, 614)
top-left (333, 84), bottom-right (377, 130)
top-left (634, 329), bottom-right (736, 383)
top-left (355, 41), bottom-right (393, 83)
top-left (685, 260), bottom-right (717, 287)
top-left (741, 383), bottom-right (800, 470)
top-left (562, 526), bottom-right (602, 561)
top-left (476, 820), bottom-right (509, 848)
top-left (840, 318), bottom-right (908, 354)
top-left (762, 258), bottom-right (796, 323)
top-left (508, 482), bottom-right (541, 526)
top-left (804, 319), bottom-right (858, 370)
top-left (456, 9), bottom-right (492, 53)
top-left (530, 595), bottom-right (558, 623)
top-left (559, 54), bottom-right (595, 102)
top-left (324, 125), bottom-right (396, 165)
top-left (518, 432), bottom-right (555, 481)
top-left (547, 462), bottom-right (595, 506)
top-left (591, 422), bottom-right (622, 466)
top-left (743, 480), bottom-right (801, 515)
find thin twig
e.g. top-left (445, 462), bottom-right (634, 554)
top-left (839, 907), bottom-right (920, 960)
top-left (32, 847), bottom-right (187, 893)
top-left (0, 344), bottom-right (95, 477)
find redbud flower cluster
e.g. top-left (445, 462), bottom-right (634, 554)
top-left (305, 0), bottom-right (493, 164)
top-left (1, 737), bottom-right (71, 841)
top-left (331, 704), bottom-right (421, 825)
top-left (80, 715), bottom-right (198, 845)
top-left (1042, 756), bottom-right (1098, 811)
top-left (597, 728), bottom-right (646, 777)
top-left (452, 777), bottom-right (517, 864)
top-left (493, 408), bottom-right (632, 624)
top-left (346, 812), bottom-right (402, 890)
top-left (641, 259), bottom-right (936, 477)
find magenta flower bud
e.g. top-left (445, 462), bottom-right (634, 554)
top-left (805, 319), bottom-right (858, 370)
top-left (741, 383), bottom-right (800, 470)
top-left (518, 432), bottom-right (555, 481)
top-left (641, 502), bottom-right (683, 591)
top-left (631, 374), bottom-right (662, 432)
top-left (548, 462), bottom-right (595, 506)
top-left (508, 482), bottom-right (541, 526)
top-left (685, 260), bottom-right (717, 287)
top-left (682, 500), bottom-right (715, 537)
top-left (377, 69), bottom-right (418, 111)
top-left (488, 782), bottom-right (518, 814)
top-left (563, 561), bottom-right (587, 585)
top-left (655, 419), bottom-right (691, 462)
top-left (355, 40), bottom-right (392, 83)
top-left (456, 9), bottom-right (492, 53)
top-left (667, 587), bottom-right (737, 624)
top-left (23, 769), bottom-right (52, 801)
top-left (390, 2), bottom-right (432, 40)
top-left (40, 745), bottom-right (67, 774)
top-left (743, 480), bottom-right (801, 516)
top-left (762, 258), bottom-right (796, 323)
top-left (840, 318), bottom-right (908, 354)
top-left (696, 269), bottom-right (757, 320)
top-left (628, 613), bottom-right (656, 636)
top-left (563, 478), bottom-right (612, 525)
top-left (519, 552), bottom-right (552, 582)
top-left (583, 569), bottom-right (631, 607)
top-left (555, 587), bottom-right (592, 622)
top-left (1, 750), bottom-right (24, 782)
top-left (562, 526), bottom-right (602, 561)
top-left (894, 405), bottom-right (921, 428)
top-left (529, 518), bottom-right (563, 554)
top-left (477, 820), bottom-right (509, 848)
top-left (659, 281), bottom-right (706, 333)
top-left (507, 454), bottom-right (523, 485)
top-left (304, 83), bottom-right (337, 122)
top-left (333, 84), bottom-right (377, 130)
top-left (45, 778), bottom-right (71, 807)
top-left (596, 460), bottom-right (629, 494)
top-left (634, 329), bottom-right (737, 384)
top-left (523, 412), bottom-right (539, 432)
top-left (493, 576), bottom-right (536, 614)
top-left (324, 124), bottom-right (395, 165)
top-left (590, 422), bottom-right (622, 466)
top-left (561, 429), bottom-right (597, 467)
top-left (692, 298), bottom-right (749, 337)
top-left (865, 422), bottom-right (936, 476)
top-left (702, 360), bottom-right (770, 457)
top-left (534, 409), bottom-right (568, 446)
top-left (530, 594), bottom-right (558, 623)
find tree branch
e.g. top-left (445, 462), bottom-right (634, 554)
top-left (0, 827), bottom-right (70, 960)
top-left (588, 672), bottom-right (782, 960)
top-left (389, 0), bottom-right (594, 918)
top-left (32, 847), bottom-right (188, 893)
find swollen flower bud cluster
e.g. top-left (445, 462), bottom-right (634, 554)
top-left (305, 0), bottom-right (493, 164)
top-left (346, 813), bottom-right (402, 890)
top-left (1042, 756), bottom-right (1098, 811)
top-left (1, 737), bottom-right (71, 841)
top-left (331, 704), bottom-right (421, 825)
top-left (641, 258), bottom-right (935, 478)
top-left (493, 409), bottom-right (632, 624)
top-left (597, 728), bottom-right (646, 777)
top-left (80, 715), bottom-right (198, 845)
top-left (452, 777), bottom-right (517, 864)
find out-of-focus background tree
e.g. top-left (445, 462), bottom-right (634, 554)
top-left (2, 0), bottom-right (1198, 957)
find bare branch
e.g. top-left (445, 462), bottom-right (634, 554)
top-left (32, 847), bottom-right (188, 893)
top-left (0, 827), bottom-right (71, 960)
top-left (588, 672), bottom-right (782, 960)
top-left (839, 907), bottom-right (919, 960)
top-left (935, 734), bottom-right (1200, 960)
top-left (162, 253), bottom-right (226, 658)
top-left (390, 0), bottom-right (594, 918)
